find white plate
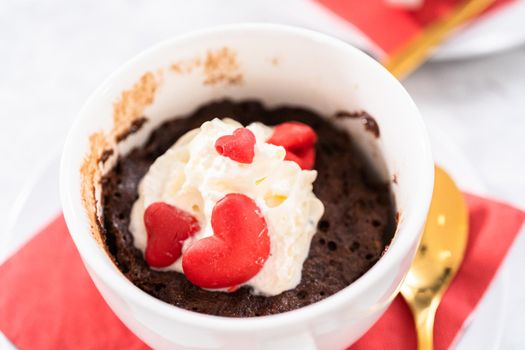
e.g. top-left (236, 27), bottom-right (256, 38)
top-left (299, 0), bottom-right (525, 61)
top-left (0, 130), bottom-right (510, 349)
top-left (432, 0), bottom-right (525, 60)
top-left (0, 151), bottom-right (61, 262)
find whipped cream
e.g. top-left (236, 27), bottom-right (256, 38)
top-left (129, 118), bottom-right (324, 296)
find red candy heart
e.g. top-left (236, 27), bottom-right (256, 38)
top-left (284, 146), bottom-right (315, 171)
top-left (144, 202), bottom-right (200, 268)
top-left (182, 193), bottom-right (270, 289)
top-left (267, 122), bottom-right (317, 150)
top-left (215, 128), bottom-right (256, 164)
top-left (267, 122), bottom-right (317, 169)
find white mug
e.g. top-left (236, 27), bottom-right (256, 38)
top-left (60, 24), bottom-right (434, 350)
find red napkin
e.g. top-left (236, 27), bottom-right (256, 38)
top-left (315, 0), bottom-right (516, 55)
top-left (0, 194), bottom-right (523, 350)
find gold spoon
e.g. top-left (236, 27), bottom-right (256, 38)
top-left (400, 166), bottom-right (469, 349)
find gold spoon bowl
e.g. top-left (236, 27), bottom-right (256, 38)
top-left (401, 166), bottom-right (469, 349)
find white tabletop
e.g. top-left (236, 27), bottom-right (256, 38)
top-left (1, 1), bottom-right (524, 349)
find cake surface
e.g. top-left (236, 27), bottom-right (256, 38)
top-left (100, 99), bottom-right (396, 317)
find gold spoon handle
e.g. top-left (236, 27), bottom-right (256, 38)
top-left (399, 167), bottom-right (469, 350)
top-left (413, 302), bottom-right (438, 350)
top-left (384, 0), bottom-right (495, 79)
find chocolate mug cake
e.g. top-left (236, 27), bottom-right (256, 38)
top-left (100, 99), bottom-right (396, 317)
top-left (61, 25), bottom-right (435, 350)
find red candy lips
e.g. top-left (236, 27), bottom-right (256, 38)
top-left (144, 202), bottom-right (200, 268)
top-left (267, 122), bottom-right (317, 169)
top-left (183, 193), bottom-right (270, 289)
top-left (215, 127), bottom-right (256, 164)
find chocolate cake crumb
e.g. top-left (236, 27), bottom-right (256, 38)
top-left (100, 99), bottom-right (396, 317)
top-left (115, 117), bottom-right (148, 142)
top-left (169, 47), bottom-right (243, 86)
top-left (99, 149), bottom-right (114, 164)
top-left (203, 47), bottom-right (243, 86)
top-left (335, 110), bottom-right (380, 138)
top-left (112, 72), bottom-right (158, 139)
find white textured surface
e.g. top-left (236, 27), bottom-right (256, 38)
top-left (0, 0), bottom-right (524, 349)
top-left (404, 51), bottom-right (525, 211)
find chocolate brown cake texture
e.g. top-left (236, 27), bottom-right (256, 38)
top-left (100, 99), bottom-right (396, 317)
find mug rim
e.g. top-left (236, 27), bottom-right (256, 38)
top-left (60, 23), bottom-right (434, 332)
